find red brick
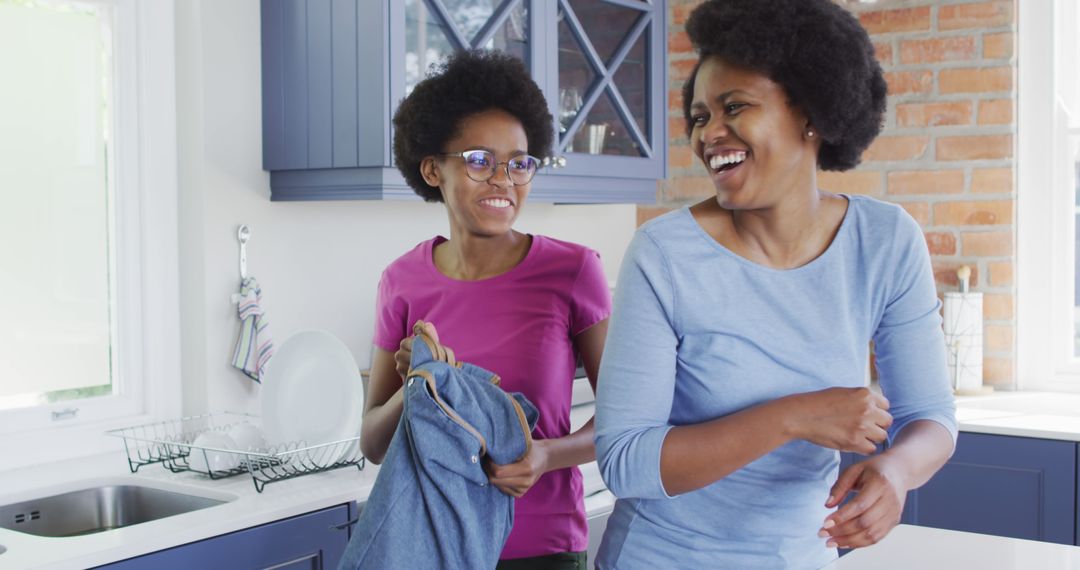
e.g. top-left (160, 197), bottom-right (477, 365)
top-left (936, 135), bottom-right (1013, 161)
top-left (884, 71), bottom-right (933, 95)
top-left (900, 37), bottom-right (977, 64)
top-left (661, 176), bottom-right (714, 202)
top-left (939, 1), bottom-right (1014, 31)
top-left (977, 99), bottom-right (1013, 125)
top-left (939, 67), bottom-right (1013, 94)
top-left (670, 115), bottom-right (688, 138)
top-left (901, 202), bottom-right (930, 226)
top-left (863, 136), bottom-right (929, 162)
top-left (985, 324), bottom-right (1014, 352)
top-left (672, 59), bottom-right (698, 82)
top-left (988, 261), bottom-right (1013, 286)
top-left (934, 262), bottom-right (980, 288)
top-left (972, 168), bottom-right (1013, 194)
top-left (962, 231), bottom-right (1013, 256)
top-left (669, 31), bottom-right (692, 54)
top-left (984, 32), bottom-right (1014, 59)
top-left (983, 293), bottom-right (1014, 319)
top-left (637, 205), bottom-right (674, 227)
top-left (859, 7), bottom-right (931, 34)
top-left (669, 88), bottom-right (686, 113)
top-left (874, 42), bottom-right (894, 66)
top-left (925, 232), bottom-right (958, 255)
top-left (887, 170), bottom-right (965, 195)
top-left (896, 101), bottom-right (973, 127)
top-left (817, 170), bottom-right (883, 196)
top-left (669, 145), bottom-right (695, 170)
top-left (672, 3), bottom-right (697, 26)
top-left (983, 356), bottom-right (1013, 385)
top-left (933, 200), bottom-right (1013, 225)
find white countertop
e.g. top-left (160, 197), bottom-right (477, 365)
top-left (955, 391), bottom-right (1080, 441)
top-left (0, 447), bottom-right (607, 570)
top-left (824, 524), bottom-right (1080, 569)
top-left (1, 391), bottom-right (1077, 569)
top-left (0, 451), bottom-right (380, 570)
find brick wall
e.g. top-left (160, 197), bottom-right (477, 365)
top-left (655, 0), bottom-right (1017, 388)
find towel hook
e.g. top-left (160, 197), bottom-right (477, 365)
top-left (238, 225), bottom-right (250, 280)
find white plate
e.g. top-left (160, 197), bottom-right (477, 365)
top-left (260, 330), bottom-right (363, 463)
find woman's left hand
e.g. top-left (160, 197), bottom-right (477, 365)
top-left (820, 455), bottom-right (908, 549)
top-left (485, 439), bottom-right (551, 498)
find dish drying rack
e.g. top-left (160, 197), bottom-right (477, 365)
top-left (106, 412), bottom-right (366, 493)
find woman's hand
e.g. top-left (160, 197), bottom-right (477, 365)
top-left (820, 455), bottom-right (907, 549)
top-left (786, 387), bottom-right (893, 454)
top-left (485, 439), bottom-right (552, 498)
top-left (393, 321), bottom-right (440, 379)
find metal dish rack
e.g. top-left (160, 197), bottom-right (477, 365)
top-left (106, 412), bottom-right (366, 493)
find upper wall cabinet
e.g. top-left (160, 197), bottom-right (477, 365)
top-left (260, 0), bottom-right (667, 203)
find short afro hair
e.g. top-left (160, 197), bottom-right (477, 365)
top-left (392, 49), bottom-right (554, 202)
top-left (681, 0), bottom-right (887, 171)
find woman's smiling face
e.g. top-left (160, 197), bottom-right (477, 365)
top-left (423, 108), bottom-right (531, 238)
top-left (689, 56), bottom-right (819, 210)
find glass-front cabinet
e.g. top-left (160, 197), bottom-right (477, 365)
top-left (539, 0), bottom-right (665, 202)
top-left (261, 0), bottom-right (666, 203)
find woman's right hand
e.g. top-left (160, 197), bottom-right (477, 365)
top-left (785, 387), bottom-right (892, 455)
top-left (393, 321), bottom-right (440, 379)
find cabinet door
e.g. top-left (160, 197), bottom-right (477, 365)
top-left (98, 503), bottom-right (353, 570)
top-left (531, 0), bottom-right (666, 203)
top-left (262, 0), bottom-right (390, 172)
top-left (910, 433), bottom-right (1076, 545)
top-left (400, 0), bottom-right (533, 97)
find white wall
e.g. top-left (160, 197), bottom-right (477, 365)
top-left (175, 0), bottom-right (636, 416)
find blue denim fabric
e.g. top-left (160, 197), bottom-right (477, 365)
top-left (339, 333), bottom-right (539, 570)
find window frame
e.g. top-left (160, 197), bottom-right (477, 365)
top-left (1017, 0), bottom-right (1080, 390)
top-left (0, 0), bottom-right (180, 469)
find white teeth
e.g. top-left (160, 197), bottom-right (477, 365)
top-left (481, 198), bottom-right (511, 208)
top-left (708, 151), bottom-right (748, 171)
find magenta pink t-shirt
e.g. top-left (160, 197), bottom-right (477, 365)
top-left (373, 234), bottom-right (611, 559)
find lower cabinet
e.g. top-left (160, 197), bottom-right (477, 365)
top-left (97, 503), bottom-right (357, 570)
top-left (841, 432), bottom-right (1077, 546)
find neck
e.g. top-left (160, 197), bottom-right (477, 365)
top-left (725, 189), bottom-right (845, 269)
top-left (436, 230), bottom-right (531, 280)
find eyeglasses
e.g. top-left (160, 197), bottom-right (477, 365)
top-left (437, 149), bottom-right (541, 186)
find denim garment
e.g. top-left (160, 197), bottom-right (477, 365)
top-left (339, 332), bottom-right (539, 570)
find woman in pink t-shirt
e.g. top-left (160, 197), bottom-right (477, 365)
top-left (359, 49), bottom-right (611, 569)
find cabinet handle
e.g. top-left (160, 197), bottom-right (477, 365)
top-left (543, 156), bottom-right (568, 169)
top-left (331, 517), bottom-right (359, 531)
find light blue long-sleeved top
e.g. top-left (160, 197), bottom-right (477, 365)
top-left (594, 195), bottom-right (957, 569)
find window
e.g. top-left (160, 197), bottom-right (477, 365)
top-left (1017, 0), bottom-right (1080, 389)
top-left (0, 0), bottom-right (119, 413)
top-left (0, 0), bottom-right (179, 468)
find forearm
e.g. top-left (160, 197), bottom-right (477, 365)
top-left (359, 388), bottom-right (404, 464)
top-left (540, 419), bottom-right (597, 472)
top-left (878, 419), bottom-right (955, 490)
top-left (659, 397), bottom-right (798, 496)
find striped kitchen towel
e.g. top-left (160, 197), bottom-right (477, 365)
top-left (231, 276), bottom-right (275, 382)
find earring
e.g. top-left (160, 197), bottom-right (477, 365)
top-left (806, 128), bottom-right (815, 138)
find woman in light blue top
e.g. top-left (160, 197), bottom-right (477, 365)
top-left (594, 1), bottom-right (957, 568)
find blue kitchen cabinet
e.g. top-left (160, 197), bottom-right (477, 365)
top-left (96, 503), bottom-right (356, 569)
top-left (260, 0), bottom-right (666, 203)
top-left (843, 433), bottom-right (1076, 545)
top-left (910, 433), bottom-right (1075, 545)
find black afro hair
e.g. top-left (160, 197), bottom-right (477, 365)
top-left (392, 49), bottom-right (554, 202)
top-left (681, 0), bottom-right (887, 171)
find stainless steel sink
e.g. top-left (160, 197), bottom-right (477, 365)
top-left (0, 484), bottom-right (230, 538)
